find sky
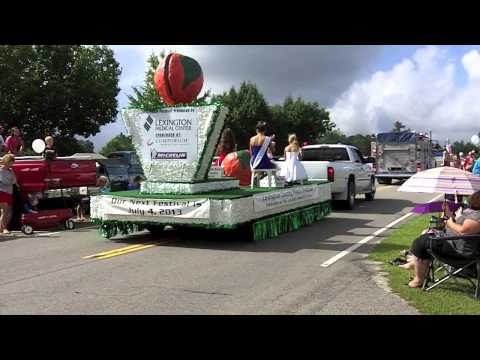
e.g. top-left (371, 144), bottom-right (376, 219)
top-left (89, 45), bottom-right (480, 150)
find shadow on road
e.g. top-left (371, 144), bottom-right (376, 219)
top-left (346, 198), bottom-right (415, 215)
top-left (108, 196), bottom-right (417, 256)
top-left (109, 218), bottom-right (413, 253)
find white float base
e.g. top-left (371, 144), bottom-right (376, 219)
top-left (140, 178), bottom-right (240, 195)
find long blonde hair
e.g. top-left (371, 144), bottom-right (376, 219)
top-left (1, 153), bottom-right (15, 167)
top-left (288, 134), bottom-right (300, 151)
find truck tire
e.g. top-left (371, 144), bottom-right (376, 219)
top-left (65, 219), bottom-right (75, 230)
top-left (345, 179), bottom-right (356, 210)
top-left (146, 225), bottom-right (165, 236)
top-left (365, 177), bottom-right (376, 201)
top-left (21, 225), bottom-right (34, 235)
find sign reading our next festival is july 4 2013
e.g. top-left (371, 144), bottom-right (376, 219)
top-left (103, 196), bottom-right (210, 219)
top-left (143, 108), bottom-right (199, 162)
top-left (253, 185), bottom-right (319, 213)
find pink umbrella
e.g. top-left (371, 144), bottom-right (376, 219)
top-left (398, 166), bottom-right (480, 195)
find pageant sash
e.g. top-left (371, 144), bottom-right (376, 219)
top-left (251, 136), bottom-right (271, 170)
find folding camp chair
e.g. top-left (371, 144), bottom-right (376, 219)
top-left (422, 234), bottom-right (480, 299)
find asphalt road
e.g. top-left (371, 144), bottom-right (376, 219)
top-left (0, 183), bottom-right (439, 314)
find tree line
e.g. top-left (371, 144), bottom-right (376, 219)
top-left (0, 45), bottom-right (120, 156)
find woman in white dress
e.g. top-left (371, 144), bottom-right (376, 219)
top-left (280, 134), bottom-right (308, 184)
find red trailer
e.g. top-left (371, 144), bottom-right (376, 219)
top-left (12, 156), bottom-right (97, 198)
top-left (10, 156), bottom-right (97, 234)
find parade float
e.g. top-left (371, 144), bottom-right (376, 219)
top-left (91, 53), bottom-right (332, 241)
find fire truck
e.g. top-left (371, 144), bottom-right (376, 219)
top-left (372, 131), bottom-right (434, 184)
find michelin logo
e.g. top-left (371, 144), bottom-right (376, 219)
top-left (151, 150), bottom-right (187, 160)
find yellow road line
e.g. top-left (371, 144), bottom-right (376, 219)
top-left (83, 244), bottom-right (153, 259)
top-left (95, 244), bottom-right (156, 259)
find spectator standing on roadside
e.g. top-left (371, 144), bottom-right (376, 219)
top-left (459, 152), bottom-right (465, 169)
top-left (472, 153), bottom-right (480, 176)
top-left (97, 176), bottom-right (110, 194)
top-left (5, 127), bottom-right (24, 155)
top-left (0, 124), bottom-right (6, 153)
top-left (452, 154), bottom-right (461, 169)
top-left (442, 150), bottom-right (451, 166)
top-left (464, 151), bottom-right (475, 172)
top-left (0, 154), bottom-right (18, 234)
top-left (76, 176), bottom-right (111, 222)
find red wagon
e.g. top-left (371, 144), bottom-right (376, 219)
top-left (20, 208), bottom-right (75, 235)
top-left (10, 154), bottom-right (97, 235)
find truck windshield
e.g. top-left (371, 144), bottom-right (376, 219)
top-left (108, 154), bottom-right (126, 161)
top-left (106, 166), bottom-right (127, 176)
top-left (302, 148), bottom-right (349, 161)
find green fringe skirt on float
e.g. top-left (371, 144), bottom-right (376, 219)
top-left (252, 202), bottom-right (331, 241)
top-left (93, 201), bottom-right (331, 241)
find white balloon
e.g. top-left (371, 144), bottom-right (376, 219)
top-left (32, 139), bottom-right (46, 154)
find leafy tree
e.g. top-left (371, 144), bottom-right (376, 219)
top-left (346, 134), bottom-right (376, 155)
top-left (392, 121), bottom-right (411, 133)
top-left (99, 133), bottom-right (134, 156)
top-left (0, 45), bottom-right (121, 147)
top-left (77, 139), bottom-right (95, 153)
top-left (452, 141), bottom-right (480, 155)
top-left (271, 96), bottom-right (334, 150)
top-left (213, 82), bottom-right (272, 149)
top-left (54, 137), bottom-right (95, 157)
top-left (213, 85), bottom-right (334, 154)
top-left (317, 129), bottom-right (349, 145)
top-left (128, 51), bottom-right (211, 112)
top-left (127, 52), bottom-right (167, 111)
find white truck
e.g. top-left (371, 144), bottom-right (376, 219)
top-left (373, 131), bottom-right (433, 184)
top-left (298, 144), bottom-right (376, 209)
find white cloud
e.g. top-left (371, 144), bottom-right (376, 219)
top-left (329, 46), bottom-right (480, 143)
top-left (462, 50), bottom-right (480, 80)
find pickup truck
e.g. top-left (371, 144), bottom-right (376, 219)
top-left (296, 144), bottom-right (376, 209)
top-left (12, 155), bottom-right (97, 197)
top-left (107, 151), bottom-right (145, 184)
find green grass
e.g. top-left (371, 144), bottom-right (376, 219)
top-left (369, 214), bottom-right (480, 314)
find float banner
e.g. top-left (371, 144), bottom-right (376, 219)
top-left (253, 185), bottom-right (319, 212)
top-left (101, 196), bottom-right (210, 219)
top-left (143, 108), bottom-right (199, 163)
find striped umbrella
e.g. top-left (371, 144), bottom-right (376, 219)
top-left (398, 166), bottom-right (480, 195)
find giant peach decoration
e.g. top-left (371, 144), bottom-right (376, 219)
top-left (154, 53), bottom-right (204, 105)
top-left (222, 150), bottom-right (252, 187)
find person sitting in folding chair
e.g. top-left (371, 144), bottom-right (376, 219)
top-left (403, 191), bottom-right (480, 289)
top-left (249, 121), bottom-right (277, 187)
